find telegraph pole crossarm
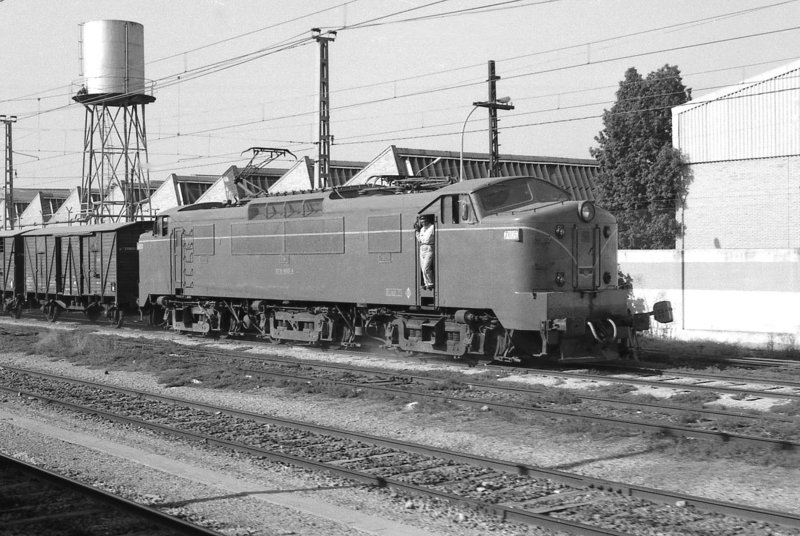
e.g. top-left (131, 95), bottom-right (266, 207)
top-left (472, 60), bottom-right (514, 177)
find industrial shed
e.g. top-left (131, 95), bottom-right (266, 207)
top-left (148, 174), bottom-right (218, 215)
top-left (0, 188), bottom-right (70, 229)
top-left (195, 165), bottom-right (289, 203)
top-left (49, 187), bottom-right (100, 226)
top-left (672, 58), bottom-right (800, 249)
top-left (344, 146), bottom-right (599, 201)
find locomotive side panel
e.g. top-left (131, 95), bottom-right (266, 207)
top-left (178, 210), bottom-right (418, 306)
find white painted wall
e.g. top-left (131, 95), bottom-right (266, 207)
top-left (619, 249), bottom-right (800, 350)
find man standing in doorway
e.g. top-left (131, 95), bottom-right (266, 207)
top-left (416, 214), bottom-right (435, 290)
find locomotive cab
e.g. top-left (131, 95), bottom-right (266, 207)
top-left (417, 176), bottom-right (667, 362)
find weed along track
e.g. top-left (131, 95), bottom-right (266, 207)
top-left (2, 365), bottom-right (800, 535)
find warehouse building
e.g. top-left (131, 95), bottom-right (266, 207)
top-left (672, 58), bottom-right (800, 249)
top-left (622, 59), bottom-right (800, 348)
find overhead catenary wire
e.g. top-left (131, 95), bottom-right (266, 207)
top-left (4, 0), bottom-right (800, 186)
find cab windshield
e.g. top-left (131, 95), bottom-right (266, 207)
top-left (473, 178), bottom-right (570, 216)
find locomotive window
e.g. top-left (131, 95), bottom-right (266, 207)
top-left (474, 178), bottom-right (569, 216)
top-left (304, 199), bottom-right (323, 216)
top-left (442, 195), bottom-right (474, 225)
top-left (248, 203), bottom-right (267, 220)
top-left (266, 203), bottom-right (283, 219)
top-left (161, 216), bottom-right (169, 237)
top-left (459, 195), bottom-right (475, 223)
top-left (285, 201), bottom-right (303, 218)
top-left (442, 196), bottom-right (456, 225)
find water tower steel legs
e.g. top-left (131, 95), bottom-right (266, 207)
top-left (80, 102), bottom-right (152, 223)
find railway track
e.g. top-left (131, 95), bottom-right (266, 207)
top-left (124, 342), bottom-right (800, 449)
top-left (0, 451), bottom-right (222, 536)
top-left (3, 317), bottom-right (800, 450)
top-left (2, 365), bottom-right (799, 536)
top-left (3, 318), bottom-right (800, 448)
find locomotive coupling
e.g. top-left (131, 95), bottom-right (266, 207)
top-left (587, 318), bottom-right (618, 343)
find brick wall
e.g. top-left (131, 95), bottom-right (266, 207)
top-left (681, 156), bottom-right (800, 249)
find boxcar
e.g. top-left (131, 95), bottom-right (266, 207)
top-left (22, 222), bottom-right (150, 324)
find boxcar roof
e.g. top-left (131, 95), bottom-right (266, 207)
top-left (0, 228), bottom-right (30, 238)
top-left (21, 221), bottom-right (149, 237)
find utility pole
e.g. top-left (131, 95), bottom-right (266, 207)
top-left (473, 60), bottom-right (514, 177)
top-left (1, 115), bottom-right (17, 229)
top-left (312, 28), bottom-right (336, 190)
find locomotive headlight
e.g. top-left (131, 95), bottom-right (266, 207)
top-left (554, 272), bottom-right (565, 287)
top-left (578, 201), bottom-right (595, 222)
top-left (554, 224), bottom-right (565, 239)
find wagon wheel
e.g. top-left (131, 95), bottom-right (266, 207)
top-left (44, 303), bottom-right (60, 323)
top-left (85, 305), bottom-right (101, 323)
top-left (108, 308), bottom-right (124, 329)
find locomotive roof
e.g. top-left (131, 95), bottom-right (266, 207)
top-left (161, 175), bottom-right (567, 216)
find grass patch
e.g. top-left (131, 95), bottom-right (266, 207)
top-left (654, 436), bottom-right (800, 468)
top-left (667, 391), bottom-right (720, 407)
top-left (770, 400), bottom-right (800, 417)
top-left (588, 383), bottom-right (638, 398)
top-left (639, 334), bottom-right (800, 362)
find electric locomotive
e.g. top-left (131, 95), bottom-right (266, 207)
top-left (137, 176), bottom-right (670, 362)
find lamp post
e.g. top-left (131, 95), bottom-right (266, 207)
top-left (458, 96), bottom-right (513, 181)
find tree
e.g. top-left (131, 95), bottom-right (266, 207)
top-left (590, 65), bottom-right (690, 249)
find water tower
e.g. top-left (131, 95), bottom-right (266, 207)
top-left (73, 20), bottom-right (155, 222)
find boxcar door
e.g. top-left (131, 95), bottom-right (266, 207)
top-left (99, 231), bottom-right (118, 297)
top-left (85, 234), bottom-right (103, 296)
top-left (61, 235), bottom-right (83, 297)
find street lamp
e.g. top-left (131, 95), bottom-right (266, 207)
top-left (459, 97), bottom-right (513, 181)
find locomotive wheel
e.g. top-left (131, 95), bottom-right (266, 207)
top-left (148, 305), bottom-right (164, 327)
top-left (218, 312), bottom-right (232, 339)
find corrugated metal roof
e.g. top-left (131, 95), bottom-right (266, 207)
top-left (395, 147), bottom-right (599, 201)
top-left (673, 59), bottom-right (800, 163)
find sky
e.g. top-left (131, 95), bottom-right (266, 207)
top-left (0, 0), bottom-right (798, 190)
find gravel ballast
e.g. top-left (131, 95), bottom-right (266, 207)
top-left (1, 328), bottom-right (799, 535)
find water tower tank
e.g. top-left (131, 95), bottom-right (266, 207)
top-left (81, 20), bottom-right (145, 96)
